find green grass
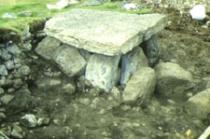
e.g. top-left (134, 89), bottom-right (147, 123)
top-left (0, 0), bottom-right (152, 35)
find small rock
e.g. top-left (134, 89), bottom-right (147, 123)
top-left (5, 60), bottom-right (15, 70)
top-left (111, 87), bottom-right (121, 101)
top-left (123, 67), bottom-right (156, 102)
top-left (155, 62), bottom-right (193, 100)
top-left (83, 0), bottom-right (106, 6)
top-left (190, 4), bottom-right (206, 21)
top-left (0, 87), bottom-right (4, 95)
top-left (0, 95), bottom-right (14, 105)
top-left (61, 83), bottom-right (75, 94)
top-left (15, 65), bottom-right (30, 77)
top-left (1, 12), bottom-right (17, 19)
top-left (0, 112), bottom-right (6, 121)
top-left (0, 65), bottom-right (8, 76)
top-left (13, 79), bottom-right (23, 89)
top-left (185, 88), bottom-right (210, 119)
top-left (21, 114), bottom-right (37, 128)
top-left (36, 77), bottom-right (62, 90)
top-left (0, 78), bottom-right (13, 86)
top-left (1, 49), bottom-right (12, 60)
top-left (7, 44), bottom-right (21, 55)
top-left (123, 3), bottom-right (138, 10)
top-left (37, 116), bottom-right (50, 126)
top-left (47, 0), bottom-right (79, 10)
top-left (11, 124), bottom-right (25, 139)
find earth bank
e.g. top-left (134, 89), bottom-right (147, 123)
top-left (0, 7), bottom-right (210, 139)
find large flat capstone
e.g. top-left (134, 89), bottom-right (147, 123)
top-left (45, 9), bottom-right (167, 56)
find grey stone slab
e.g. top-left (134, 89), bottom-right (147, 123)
top-left (45, 9), bottom-right (167, 56)
top-left (85, 54), bottom-right (120, 92)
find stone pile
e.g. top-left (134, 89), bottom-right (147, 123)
top-left (36, 9), bottom-right (167, 99)
top-left (0, 41), bottom-right (30, 98)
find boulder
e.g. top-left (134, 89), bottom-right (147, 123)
top-left (85, 54), bottom-right (120, 92)
top-left (155, 62), bottom-right (193, 100)
top-left (45, 9), bottom-right (167, 56)
top-left (35, 36), bottom-right (61, 60)
top-left (122, 67), bottom-right (156, 102)
top-left (120, 47), bottom-right (148, 85)
top-left (54, 45), bottom-right (86, 77)
top-left (185, 88), bottom-right (210, 119)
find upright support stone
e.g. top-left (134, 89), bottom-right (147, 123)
top-left (143, 35), bottom-right (159, 67)
top-left (54, 45), bottom-right (86, 77)
top-left (120, 47), bottom-right (148, 85)
top-left (85, 54), bottom-right (120, 92)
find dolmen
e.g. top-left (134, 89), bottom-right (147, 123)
top-left (36, 9), bottom-right (167, 95)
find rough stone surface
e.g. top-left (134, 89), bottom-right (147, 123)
top-left (85, 54), bottom-right (120, 92)
top-left (54, 45), bottom-right (86, 77)
top-left (0, 65), bottom-right (8, 76)
top-left (185, 88), bottom-right (210, 119)
top-left (155, 62), bottom-right (193, 100)
top-left (0, 94), bottom-right (14, 105)
top-left (120, 47), bottom-right (148, 85)
top-left (143, 35), bottom-right (159, 67)
top-left (35, 36), bottom-right (61, 60)
top-left (123, 67), bottom-right (156, 102)
top-left (45, 9), bottom-right (167, 56)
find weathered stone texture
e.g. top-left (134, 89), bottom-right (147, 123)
top-left (155, 62), bottom-right (193, 100)
top-left (45, 9), bottom-right (167, 56)
top-left (85, 54), bottom-right (120, 92)
top-left (120, 47), bottom-right (148, 85)
top-left (123, 67), bottom-right (156, 102)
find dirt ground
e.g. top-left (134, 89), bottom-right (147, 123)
top-left (1, 10), bottom-right (210, 139)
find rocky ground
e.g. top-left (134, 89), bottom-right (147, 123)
top-left (0, 7), bottom-right (210, 139)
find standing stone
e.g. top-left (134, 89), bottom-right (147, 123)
top-left (185, 88), bottom-right (210, 119)
top-left (54, 45), bottom-right (86, 77)
top-left (35, 36), bottom-right (61, 60)
top-left (85, 54), bottom-right (120, 92)
top-left (120, 47), bottom-right (148, 85)
top-left (143, 35), bottom-right (159, 67)
top-left (155, 62), bottom-right (193, 100)
top-left (122, 67), bottom-right (156, 102)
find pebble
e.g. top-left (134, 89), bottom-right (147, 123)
top-left (1, 49), bottom-right (12, 60)
top-left (21, 114), bottom-right (37, 128)
top-left (0, 112), bottom-right (6, 121)
top-left (11, 124), bottom-right (25, 139)
top-left (0, 87), bottom-right (4, 95)
top-left (0, 65), bottom-right (8, 76)
top-left (15, 65), bottom-right (30, 77)
top-left (0, 95), bottom-right (14, 105)
top-left (5, 60), bottom-right (15, 70)
top-left (62, 83), bottom-right (75, 94)
top-left (6, 44), bottom-right (21, 55)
